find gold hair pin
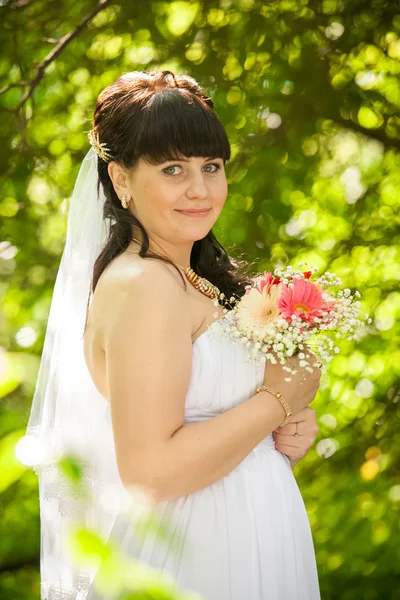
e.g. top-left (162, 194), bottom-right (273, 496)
top-left (88, 130), bottom-right (113, 162)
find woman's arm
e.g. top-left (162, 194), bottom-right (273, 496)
top-left (104, 263), bottom-right (288, 504)
top-left (145, 388), bottom-right (286, 502)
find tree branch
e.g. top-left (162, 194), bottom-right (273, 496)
top-left (0, 0), bottom-right (112, 112)
top-left (0, 81), bottom-right (30, 95)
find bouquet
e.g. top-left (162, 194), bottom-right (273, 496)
top-left (211, 263), bottom-right (372, 381)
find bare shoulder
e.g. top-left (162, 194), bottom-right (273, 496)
top-left (95, 253), bottom-right (190, 345)
top-left (99, 251), bottom-right (186, 293)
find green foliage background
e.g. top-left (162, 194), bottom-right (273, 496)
top-left (0, 0), bottom-right (399, 598)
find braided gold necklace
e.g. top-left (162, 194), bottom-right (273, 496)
top-left (131, 237), bottom-right (221, 300)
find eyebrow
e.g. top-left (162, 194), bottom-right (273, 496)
top-left (163, 156), bottom-right (222, 163)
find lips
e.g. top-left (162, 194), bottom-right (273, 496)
top-left (176, 208), bottom-right (211, 218)
top-left (176, 208), bottom-right (211, 213)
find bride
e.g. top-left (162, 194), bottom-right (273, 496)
top-left (26, 69), bottom-right (321, 600)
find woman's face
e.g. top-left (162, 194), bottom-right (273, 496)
top-left (114, 155), bottom-right (228, 245)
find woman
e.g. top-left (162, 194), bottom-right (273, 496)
top-left (26, 69), bottom-right (321, 600)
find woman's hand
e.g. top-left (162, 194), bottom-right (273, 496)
top-left (272, 407), bottom-right (319, 465)
top-left (263, 347), bottom-right (322, 419)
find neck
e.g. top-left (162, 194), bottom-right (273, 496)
top-left (129, 232), bottom-right (193, 270)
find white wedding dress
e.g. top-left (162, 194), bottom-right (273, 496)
top-left (87, 316), bottom-right (321, 600)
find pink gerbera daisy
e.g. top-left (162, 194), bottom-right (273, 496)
top-left (276, 278), bottom-right (334, 325)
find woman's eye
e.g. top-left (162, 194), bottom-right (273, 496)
top-left (162, 163), bottom-right (221, 176)
top-left (204, 164), bottom-right (221, 173)
top-left (163, 165), bottom-right (180, 175)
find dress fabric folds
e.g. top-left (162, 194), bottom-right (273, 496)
top-left (87, 317), bottom-right (321, 600)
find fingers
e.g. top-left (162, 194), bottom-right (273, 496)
top-left (275, 423), bottom-right (300, 437)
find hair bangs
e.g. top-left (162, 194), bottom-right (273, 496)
top-left (131, 90), bottom-right (231, 166)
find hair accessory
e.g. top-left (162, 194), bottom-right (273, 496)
top-left (256, 384), bottom-right (292, 427)
top-left (88, 129), bottom-right (113, 163)
top-left (131, 237), bottom-right (221, 300)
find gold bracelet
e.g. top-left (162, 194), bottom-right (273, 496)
top-left (256, 385), bottom-right (292, 427)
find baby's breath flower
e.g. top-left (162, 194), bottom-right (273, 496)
top-left (206, 263), bottom-right (368, 376)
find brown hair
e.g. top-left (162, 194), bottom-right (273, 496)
top-left (84, 69), bottom-right (255, 334)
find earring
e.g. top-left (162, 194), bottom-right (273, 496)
top-left (121, 194), bottom-right (130, 209)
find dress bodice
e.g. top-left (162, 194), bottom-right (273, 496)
top-left (185, 316), bottom-right (277, 452)
top-left (186, 315), bottom-right (266, 421)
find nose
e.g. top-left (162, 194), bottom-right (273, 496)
top-left (185, 169), bottom-right (209, 200)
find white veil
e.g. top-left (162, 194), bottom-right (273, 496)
top-left (22, 146), bottom-right (134, 599)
